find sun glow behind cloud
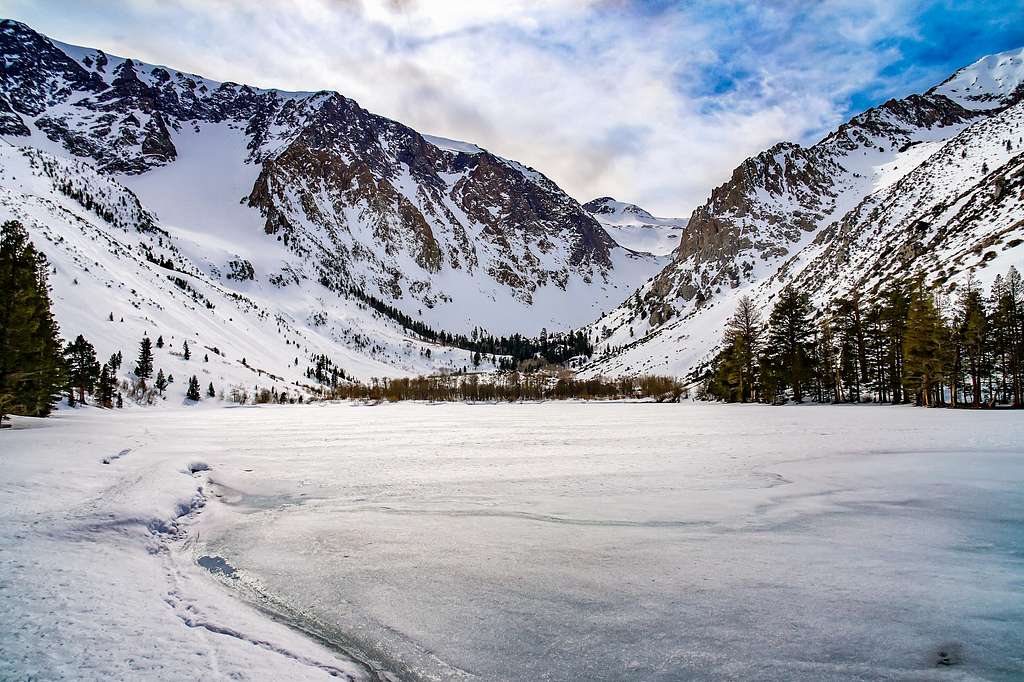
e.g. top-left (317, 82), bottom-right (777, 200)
top-left (2, 0), bottom-right (1022, 216)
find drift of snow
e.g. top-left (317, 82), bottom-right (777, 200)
top-left (2, 403), bottom-right (1021, 681)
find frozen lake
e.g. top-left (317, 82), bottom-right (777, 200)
top-left (197, 403), bottom-right (1024, 681)
top-left (2, 402), bottom-right (1023, 680)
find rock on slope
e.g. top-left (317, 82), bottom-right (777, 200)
top-left (584, 47), bottom-right (1024, 378)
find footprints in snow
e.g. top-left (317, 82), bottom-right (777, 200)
top-left (101, 448), bottom-right (131, 464)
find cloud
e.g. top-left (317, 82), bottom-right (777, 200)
top-left (0, 0), bottom-right (1018, 215)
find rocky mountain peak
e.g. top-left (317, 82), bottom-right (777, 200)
top-left (929, 46), bottom-right (1024, 111)
top-left (1, 18), bottom-right (663, 339)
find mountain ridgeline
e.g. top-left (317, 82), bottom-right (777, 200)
top-left (0, 18), bottom-right (663, 405)
top-left (1, 16), bottom-right (1023, 409)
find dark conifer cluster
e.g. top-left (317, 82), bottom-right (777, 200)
top-left (0, 221), bottom-right (65, 422)
top-left (703, 268), bottom-right (1024, 407)
top-left (349, 287), bottom-right (593, 366)
top-left (305, 354), bottom-right (348, 386)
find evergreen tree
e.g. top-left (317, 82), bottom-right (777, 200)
top-left (991, 267), bottom-right (1022, 405)
top-left (903, 280), bottom-right (950, 406)
top-left (96, 362), bottom-right (115, 408)
top-left (155, 335), bottom-right (164, 349)
top-left (763, 287), bottom-right (815, 402)
top-left (957, 278), bottom-right (989, 407)
top-left (206, 382), bottom-right (216, 398)
top-left (154, 369), bottom-right (168, 396)
top-left (878, 283), bottom-right (911, 403)
top-left (116, 392), bottom-right (123, 408)
top-left (0, 220), bottom-right (66, 423)
top-left (815, 315), bottom-right (840, 403)
top-left (830, 294), bottom-right (867, 402)
top-left (64, 334), bottom-right (99, 404)
top-left (183, 340), bottom-right (191, 361)
top-left (186, 375), bottom-right (201, 401)
top-left (108, 351), bottom-right (122, 371)
top-left (135, 337), bottom-right (154, 380)
top-left (721, 296), bottom-right (763, 402)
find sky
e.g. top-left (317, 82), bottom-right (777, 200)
top-left (3, 1), bottom-right (1022, 216)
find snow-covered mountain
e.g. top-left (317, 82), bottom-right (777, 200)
top-left (0, 19), bottom-right (665, 393)
top-left (582, 196), bottom-right (687, 256)
top-left (584, 46), bottom-right (1024, 378)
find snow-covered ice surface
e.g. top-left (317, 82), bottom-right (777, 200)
top-left (2, 403), bottom-right (1023, 681)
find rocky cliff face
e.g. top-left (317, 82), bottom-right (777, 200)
top-left (584, 46), bottom-right (1024, 378)
top-left (0, 19), bottom-right (659, 337)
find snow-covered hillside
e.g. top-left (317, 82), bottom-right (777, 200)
top-left (584, 46), bottom-right (1024, 378)
top-left (581, 196), bottom-right (687, 256)
top-left (0, 142), bottom-right (492, 398)
top-left (0, 18), bottom-right (662, 375)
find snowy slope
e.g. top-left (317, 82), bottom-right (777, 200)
top-left (581, 196), bottom-right (687, 256)
top-left (930, 46), bottom-right (1024, 111)
top-left (0, 142), bottom-right (496, 402)
top-left (0, 19), bottom-right (662, 344)
top-left (584, 46), bottom-right (1024, 378)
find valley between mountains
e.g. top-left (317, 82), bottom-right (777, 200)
top-left (1, 18), bottom-right (1022, 400)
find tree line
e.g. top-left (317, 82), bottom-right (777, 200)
top-left (702, 268), bottom-right (1023, 407)
top-left (318, 372), bottom-right (684, 403)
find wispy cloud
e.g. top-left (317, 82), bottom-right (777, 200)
top-left (2, 0), bottom-right (1021, 215)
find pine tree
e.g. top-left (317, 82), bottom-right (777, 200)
top-left (64, 334), bottom-right (100, 404)
top-left (721, 296), bottom-right (763, 402)
top-left (116, 392), bottom-right (123, 408)
top-left (155, 335), bottom-right (164, 349)
top-left (206, 382), bottom-right (215, 398)
top-left (154, 368), bottom-right (168, 396)
top-left (763, 287), bottom-right (815, 402)
top-left (135, 337), bottom-right (154, 380)
top-left (186, 375), bottom-right (201, 401)
top-left (183, 340), bottom-right (191, 361)
top-left (0, 220), bottom-right (66, 423)
top-left (903, 279), bottom-right (950, 406)
top-left (96, 362), bottom-right (115, 408)
top-left (957, 278), bottom-right (988, 407)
